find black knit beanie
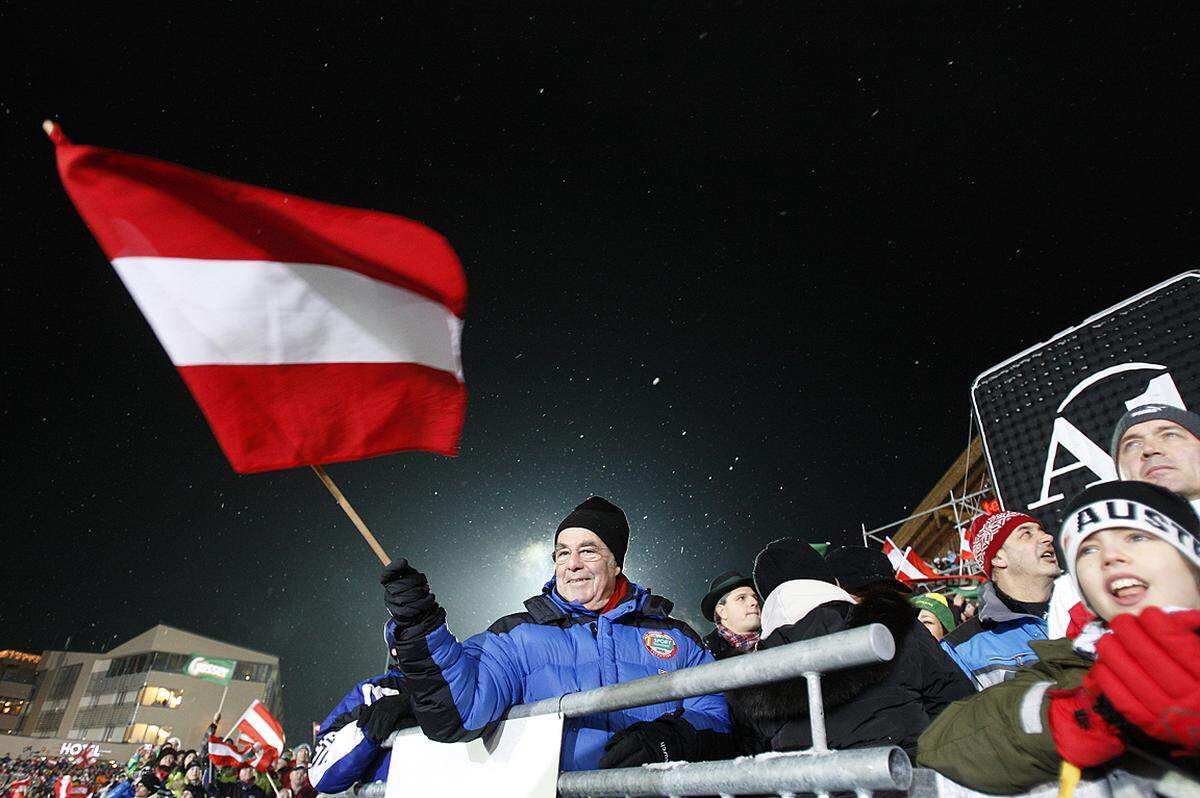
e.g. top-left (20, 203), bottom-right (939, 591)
top-left (555, 496), bottom-right (630, 567)
top-left (753, 537), bottom-right (835, 601)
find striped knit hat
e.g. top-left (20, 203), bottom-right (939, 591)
top-left (969, 510), bottom-right (1041, 579)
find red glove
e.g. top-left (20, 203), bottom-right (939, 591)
top-left (1087, 607), bottom-right (1200, 753)
top-left (1049, 686), bottom-right (1125, 767)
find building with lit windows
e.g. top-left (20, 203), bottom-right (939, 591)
top-left (17, 625), bottom-right (281, 748)
top-left (0, 650), bottom-right (40, 734)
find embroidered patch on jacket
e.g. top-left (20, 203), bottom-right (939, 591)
top-left (643, 631), bottom-right (678, 659)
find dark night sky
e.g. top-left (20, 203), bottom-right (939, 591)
top-left (3, 5), bottom-right (1198, 743)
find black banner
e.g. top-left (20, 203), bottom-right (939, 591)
top-left (971, 271), bottom-right (1199, 528)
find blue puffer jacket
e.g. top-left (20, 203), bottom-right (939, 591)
top-left (940, 581), bottom-right (1048, 690)
top-left (394, 578), bottom-right (731, 771)
top-left (308, 670), bottom-right (405, 792)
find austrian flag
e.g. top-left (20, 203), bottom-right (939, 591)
top-left (47, 123), bottom-right (467, 473)
top-left (232, 699), bottom-right (285, 757)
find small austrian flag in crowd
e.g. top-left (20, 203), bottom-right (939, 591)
top-left (958, 525), bottom-right (973, 562)
top-left (47, 123), bottom-right (467, 473)
top-left (8, 777), bottom-right (31, 798)
top-left (53, 777), bottom-right (83, 798)
top-left (883, 537), bottom-right (937, 584)
top-left (233, 699), bottom-right (285, 759)
top-left (903, 547), bottom-right (939, 580)
top-left (882, 537), bottom-right (906, 574)
top-left (206, 737), bottom-right (256, 768)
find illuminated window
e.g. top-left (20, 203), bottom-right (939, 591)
top-left (0, 698), bottom-right (28, 715)
top-left (124, 723), bottom-right (172, 744)
top-left (136, 687), bottom-right (183, 709)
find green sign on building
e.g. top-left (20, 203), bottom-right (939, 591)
top-left (183, 655), bottom-right (237, 685)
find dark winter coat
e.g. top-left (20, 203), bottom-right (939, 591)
top-left (702, 628), bottom-right (741, 661)
top-left (726, 586), bottom-right (973, 757)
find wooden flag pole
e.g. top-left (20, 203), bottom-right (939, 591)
top-left (311, 465), bottom-right (392, 566)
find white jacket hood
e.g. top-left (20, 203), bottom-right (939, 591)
top-left (760, 579), bottom-right (857, 638)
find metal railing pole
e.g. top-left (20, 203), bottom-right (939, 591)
top-left (804, 672), bottom-right (827, 753)
top-left (556, 747), bottom-right (912, 797)
top-left (506, 623), bottom-right (895, 721)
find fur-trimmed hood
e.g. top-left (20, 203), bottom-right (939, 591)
top-left (759, 579), bottom-right (857, 637)
top-left (726, 585), bottom-right (918, 726)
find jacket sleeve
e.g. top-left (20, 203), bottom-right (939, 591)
top-left (911, 624), bottom-right (975, 718)
top-left (677, 639), bottom-right (731, 735)
top-left (308, 679), bottom-right (401, 793)
top-left (309, 720), bottom-right (383, 794)
top-left (916, 662), bottom-right (1063, 793)
top-left (196, 725), bottom-right (215, 763)
top-left (393, 623), bottom-right (526, 743)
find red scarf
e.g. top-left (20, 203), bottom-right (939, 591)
top-left (599, 575), bottom-right (630, 614)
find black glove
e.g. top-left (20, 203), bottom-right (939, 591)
top-left (380, 559), bottom-right (445, 634)
top-left (355, 694), bottom-right (416, 743)
top-left (598, 712), bottom-right (699, 769)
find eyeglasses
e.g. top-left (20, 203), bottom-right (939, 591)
top-left (552, 545), bottom-right (608, 564)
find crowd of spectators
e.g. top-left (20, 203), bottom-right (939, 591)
top-left (0, 754), bottom-right (123, 798)
top-left (303, 403), bottom-right (1199, 795)
top-left (9, 403), bottom-right (1199, 797)
top-left (0, 733), bottom-right (316, 798)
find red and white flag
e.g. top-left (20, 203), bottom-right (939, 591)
top-left (68, 745), bottom-right (100, 767)
top-left (882, 537), bottom-right (906, 573)
top-left (207, 735), bottom-right (276, 773)
top-left (232, 700), bottom-right (285, 760)
top-left (54, 777), bottom-right (74, 798)
top-left (903, 547), bottom-right (939, 580)
top-left (206, 737), bottom-right (255, 769)
top-left (883, 537), bottom-right (938, 585)
top-left (47, 124), bottom-right (467, 473)
top-left (957, 525), bottom-right (973, 562)
top-left (8, 777), bottom-right (30, 798)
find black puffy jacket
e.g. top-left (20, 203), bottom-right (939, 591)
top-left (726, 586), bottom-right (973, 757)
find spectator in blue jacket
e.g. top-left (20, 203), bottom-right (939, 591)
top-left (940, 510), bottom-right (1060, 689)
top-left (381, 496), bottom-right (733, 771)
top-left (308, 621), bottom-right (417, 793)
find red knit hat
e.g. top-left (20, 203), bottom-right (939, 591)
top-left (968, 511), bottom-right (1040, 579)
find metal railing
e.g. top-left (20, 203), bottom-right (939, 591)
top-left (319, 622), bottom-right (908, 797)
top-left (505, 623), bottom-right (895, 722)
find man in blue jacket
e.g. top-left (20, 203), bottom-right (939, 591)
top-left (308, 622), bottom-right (416, 793)
top-left (381, 496), bottom-right (732, 771)
top-left (940, 510), bottom-right (1058, 689)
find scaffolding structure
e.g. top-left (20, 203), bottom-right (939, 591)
top-left (860, 422), bottom-right (998, 577)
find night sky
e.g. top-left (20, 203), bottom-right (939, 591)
top-left (4, 5), bottom-right (1199, 743)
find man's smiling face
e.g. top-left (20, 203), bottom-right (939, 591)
top-left (553, 527), bottom-right (621, 610)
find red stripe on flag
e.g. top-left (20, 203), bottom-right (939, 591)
top-left (51, 135), bottom-right (466, 316)
top-left (178, 362), bottom-right (466, 472)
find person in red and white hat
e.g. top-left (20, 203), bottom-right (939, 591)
top-left (939, 510), bottom-right (1060, 689)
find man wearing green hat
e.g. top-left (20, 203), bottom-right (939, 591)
top-left (700, 570), bottom-right (761, 659)
top-left (910, 593), bottom-right (955, 641)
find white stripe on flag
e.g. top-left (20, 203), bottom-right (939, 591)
top-left (240, 705), bottom-right (284, 753)
top-left (111, 257), bottom-right (464, 375)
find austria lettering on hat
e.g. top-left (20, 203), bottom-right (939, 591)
top-left (1057, 480), bottom-right (1200, 606)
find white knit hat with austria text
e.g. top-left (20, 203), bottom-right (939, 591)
top-left (1057, 480), bottom-right (1200, 609)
